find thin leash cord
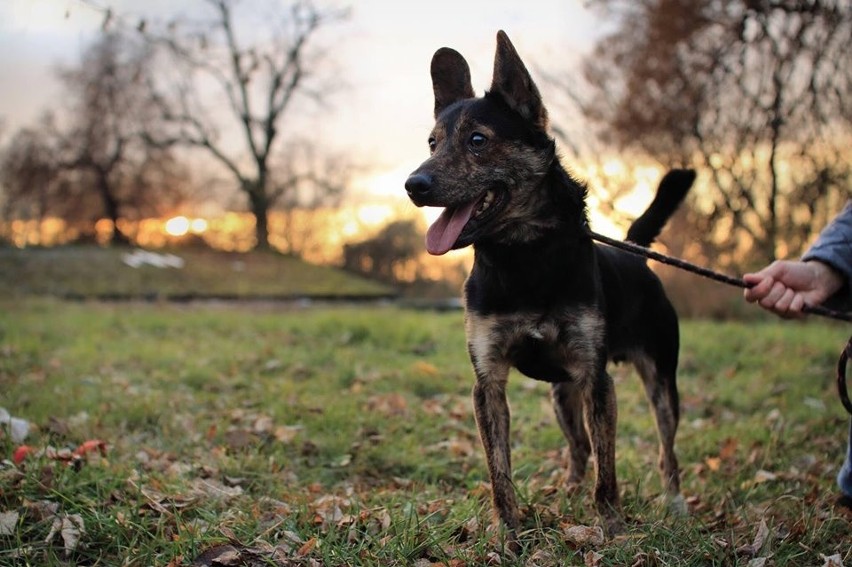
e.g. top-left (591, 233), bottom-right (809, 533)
top-left (586, 229), bottom-right (852, 323)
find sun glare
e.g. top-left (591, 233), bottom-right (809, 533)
top-left (164, 216), bottom-right (208, 237)
top-left (164, 216), bottom-right (190, 236)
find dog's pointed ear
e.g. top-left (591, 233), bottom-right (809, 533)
top-left (431, 47), bottom-right (475, 118)
top-left (490, 30), bottom-right (548, 130)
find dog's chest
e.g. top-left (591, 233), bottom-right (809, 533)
top-left (466, 309), bottom-right (605, 384)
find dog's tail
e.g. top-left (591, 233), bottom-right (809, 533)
top-left (625, 169), bottom-right (695, 247)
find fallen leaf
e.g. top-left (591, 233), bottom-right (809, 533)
top-left (428, 438), bottom-right (475, 458)
top-left (190, 544), bottom-right (241, 566)
top-left (630, 550), bottom-right (662, 567)
top-left (45, 514), bottom-right (85, 557)
top-left (706, 457), bottom-right (722, 472)
top-left (0, 408), bottom-right (31, 442)
top-left (585, 550), bottom-right (604, 566)
top-left (274, 425), bottom-right (302, 443)
top-left (223, 429), bottom-right (259, 451)
top-left (0, 511), bottom-right (19, 536)
top-left (563, 524), bottom-right (604, 546)
top-left (412, 360), bottom-right (439, 376)
top-left (821, 554), bottom-right (844, 567)
top-left (421, 398), bottom-right (446, 416)
top-left (736, 518), bottom-right (770, 557)
top-left (190, 478), bottom-right (243, 501)
top-left (525, 549), bottom-right (557, 566)
top-left (719, 437), bottom-right (738, 460)
top-left (297, 536), bottom-right (317, 556)
top-left (23, 500), bottom-right (59, 521)
top-left (753, 470), bottom-right (777, 484)
top-left (74, 439), bottom-right (107, 458)
top-left (13, 445), bottom-right (34, 464)
top-left (365, 393), bottom-right (409, 417)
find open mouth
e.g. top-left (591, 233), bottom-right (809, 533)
top-left (425, 189), bottom-right (505, 255)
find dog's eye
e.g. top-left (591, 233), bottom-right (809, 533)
top-left (469, 132), bottom-right (488, 150)
top-left (428, 136), bottom-right (437, 153)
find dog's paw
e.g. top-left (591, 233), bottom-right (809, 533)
top-left (564, 478), bottom-right (584, 496)
top-left (600, 514), bottom-right (625, 538)
top-left (658, 493), bottom-right (688, 517)
top-left (666, 494), bottom-right (689, 518)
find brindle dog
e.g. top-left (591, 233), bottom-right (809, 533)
top-left (405, 31), bottom-right (694, 547)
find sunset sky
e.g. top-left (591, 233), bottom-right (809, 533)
top-left (1, 1), bottom-right (629, 236)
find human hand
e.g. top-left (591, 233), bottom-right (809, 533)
top-left (743, 260), bottom-right (844, 318)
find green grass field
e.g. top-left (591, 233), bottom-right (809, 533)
top-left (1, 298), bottom-right (850, 566)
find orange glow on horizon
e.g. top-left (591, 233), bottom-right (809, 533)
top-left (164, 216), bottom-right (208, 237)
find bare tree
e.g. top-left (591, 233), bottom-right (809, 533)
top-left (0, 116), bottom-right (63, 234)
top-left (148, 0), bottom-right (350, 250)
top-left (1, 32), bottom-right (188, 244)
top-left (582, 0), bottom-right (851, 266)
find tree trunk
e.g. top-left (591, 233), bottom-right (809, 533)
top-left (248, 184), bottom-right (271, 250)
top-left (97, 171), bottom-right (130, 246)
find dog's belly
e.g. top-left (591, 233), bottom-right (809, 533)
top-left (509, 336), bottom-right (573, 383)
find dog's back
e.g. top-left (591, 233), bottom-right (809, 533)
top-left (598, 169), bottom-right (694, 359)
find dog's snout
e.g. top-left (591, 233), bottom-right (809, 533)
top-left (405, 173), bottom-right (433, 200)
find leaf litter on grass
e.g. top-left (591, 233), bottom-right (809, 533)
top-left (2, 305), bottom-right (851, 565)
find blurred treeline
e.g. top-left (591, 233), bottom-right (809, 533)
top-left (0, 0), bottom-right (849, 309)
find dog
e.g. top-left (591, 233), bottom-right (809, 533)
top-left (404, 31), bottom-right (695, 546)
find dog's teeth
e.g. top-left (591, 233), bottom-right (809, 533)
top-left (476, 191), bottom-right (494, 215)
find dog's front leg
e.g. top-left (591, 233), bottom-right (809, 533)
top-left (472, 374), bottom-right (520, 547)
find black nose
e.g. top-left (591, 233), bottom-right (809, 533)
top-left (405, 173), bottom-right (433, 199)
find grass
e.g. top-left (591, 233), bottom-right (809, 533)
top-left (0, 245), bottom-right (393, 300)
top-left (1, 299), bottom-right (851, 565)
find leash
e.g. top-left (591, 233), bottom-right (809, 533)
top-left (839, 337), bottom-right (852, 416)
top-left (586, 229), bottom-right (852, 416)
top-left (586, 229), bottom-right (852, 323)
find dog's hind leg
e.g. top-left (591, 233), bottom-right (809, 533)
top-left (551, 382), bottom-right (591, 488)
top-left (633, 348), bottom-right (683, 513)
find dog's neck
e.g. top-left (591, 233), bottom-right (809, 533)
top-left (475, 159), bottom-right (590, 253)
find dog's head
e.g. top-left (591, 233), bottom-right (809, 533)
top-left (405, 31), bottom-right (559, 255)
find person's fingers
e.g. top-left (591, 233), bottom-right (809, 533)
top-left (759, 281), bottom-right (789, 310)
top-left (774, 287), bottom-right (797, 314)
top-left (788, 293), bottom-right (807, 318)
top-left (743, 274), bottom-right (774, 302)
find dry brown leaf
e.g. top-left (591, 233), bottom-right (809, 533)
top-left (297, 536), bottom-right (317, 556)
top-left (584, 550), bottom-right (604, 566)
top-left (366, 393), bottom-right (409, 416)
top-left (223, 429), bottom-right (259, 450)
top-left (563, 524), bottom-right (605, 546)
top-left (719, 437), bottom-right (738, 460)
top-left (706, 456), bottom-right (722, 472)
top-left (422, 398), bottom-right (446, 416)
top-left (428, 437), bottom-right (475, 457)
top-left (525, 549), bottom-right (558, 566)
top-left (412, 360), bottom-right (439, 376)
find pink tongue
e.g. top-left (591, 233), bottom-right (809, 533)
top-left (425, 200), bottom-right (477, 255)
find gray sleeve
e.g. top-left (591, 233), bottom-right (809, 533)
top-left (801, 200), bottom-right (852, 309)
